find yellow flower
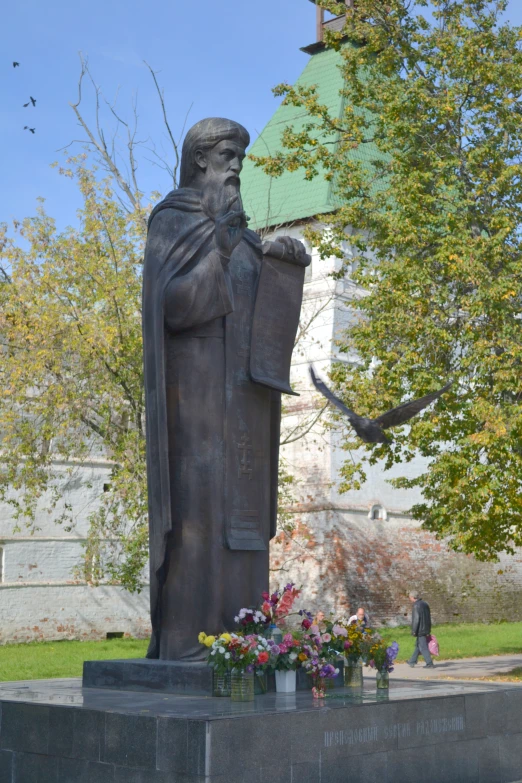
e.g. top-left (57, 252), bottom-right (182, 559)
top-left (220, 633), bottom-right (232, 643)
top-left (198, 632), bottom-right (207, 644)
top-left (204, 635), bottom-right (216, 647)
top-left (298, 652), bottom-right (307, 661)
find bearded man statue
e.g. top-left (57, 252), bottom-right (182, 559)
top-left (143, 118), bottom-right (309, 660)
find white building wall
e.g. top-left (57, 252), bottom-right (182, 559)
top-left (0, 459), bottom-right (149, 644)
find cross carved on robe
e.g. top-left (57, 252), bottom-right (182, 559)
top-left (237, 434), bottom-right (253, 480)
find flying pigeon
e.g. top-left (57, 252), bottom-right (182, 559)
top-left (30, 96), bottom-right (36, 106)
top-left (310, 365), bottom-right (452, 444)
top-left (13, 62), bottom-right (20, 68)
top-left (24, 126), bottom-right (35, 134)
top-left (23, 101), bottom-right (30, 107)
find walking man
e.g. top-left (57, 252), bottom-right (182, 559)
top-left (407, 591), bottom-right (434, 668)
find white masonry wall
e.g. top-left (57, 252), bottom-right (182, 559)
top-left (0, 458), bottom-right (150, 644)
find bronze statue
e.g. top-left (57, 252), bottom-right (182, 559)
top-left (143, 118), bottom-right (310, 660)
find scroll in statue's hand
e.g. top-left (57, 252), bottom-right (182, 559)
top-left (215, 196), bottom-right (248, 262)
top-left (275, 236), bottom-right (309, 265)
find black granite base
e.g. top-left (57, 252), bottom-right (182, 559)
top-left (1, 677), bottom-right (521, 782)
top-left (82, 658), bottom-right (345, 696)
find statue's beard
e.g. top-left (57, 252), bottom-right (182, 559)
top-left (201, 174), bottom-right (242, 221)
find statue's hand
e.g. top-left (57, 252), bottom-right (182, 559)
top-left (215, 196), bottom-right (248, 260)
top-left (276, 236), bottom-right (308, 264)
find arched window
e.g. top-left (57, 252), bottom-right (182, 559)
top-left (369, 504), bottom-right (387, 521)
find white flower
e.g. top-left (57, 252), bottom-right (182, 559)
top-left (289, 653), bottom-right (297, 661)
top-left (234, 616), bottom-right (239, 623)
top-left (211, 650), bottom-right (216, 655)
top-left (219, 647), bottom-right (225, 654)
top-left (225, 652), bottom-right (231, 659)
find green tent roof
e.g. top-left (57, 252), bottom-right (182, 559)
top-left (241, 46), bottom-right (347, 231)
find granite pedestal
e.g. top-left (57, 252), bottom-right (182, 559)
top-left (1, 676), bottom-right (522, 782)
top-left (82, 658), bottom-right (345, 696)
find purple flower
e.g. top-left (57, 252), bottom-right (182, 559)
top-left (271, 645), bottom-right (281, 655)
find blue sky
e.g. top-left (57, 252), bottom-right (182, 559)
top-left (2, 0), bottom-right (522, 232)
top-left (1, 0), bottom-right (316, 229)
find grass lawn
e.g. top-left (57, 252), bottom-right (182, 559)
top-left (381, 622), bottom-right (522, 663)
top-left (0, 637), bottom-right (149, 682)
top-left (487, 667), bottom-right (522, 682)
top-left (0, 622), bottom-right (521, 681)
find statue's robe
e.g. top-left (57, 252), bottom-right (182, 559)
top-left (143, 189), bottom-right (281, 660)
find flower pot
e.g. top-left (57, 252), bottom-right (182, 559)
top-left (376, 670), bottom-right (389, 690)
top-left (231, 670), bottom-right (255, 702)
top-left (275, 669), bottom-right (296, 693)
top-left (344, 658), bottom-right (363, 688)
top-left (212, 670), bottom-right (231, 697)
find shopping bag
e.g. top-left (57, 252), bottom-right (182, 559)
top-left (427, 634), bottom-right (439, 656)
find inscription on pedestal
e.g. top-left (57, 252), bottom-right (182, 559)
top-left (324, 715), bottom-right (465, 748)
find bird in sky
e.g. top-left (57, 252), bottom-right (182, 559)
top-left (13, 61), bottom-right (20, 68)
top-left (310, 365), bottom-right (452, 444)
top-left (30, 96), bottom-right (36, 106)
top-left (24, 126), bottom-right (36, 134)
top-left (23, 101), bottom-right (30, 107)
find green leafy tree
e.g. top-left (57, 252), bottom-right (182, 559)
top-left (0, 159), bottom-right (148, 591)
top-left (253, 0), bottom-right (522, 560)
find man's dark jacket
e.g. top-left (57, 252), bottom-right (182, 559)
top-left (411, 599), bottom-right (431, 637)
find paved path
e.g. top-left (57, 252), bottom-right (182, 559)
top-left (391, 653), bottom-right (522, 681)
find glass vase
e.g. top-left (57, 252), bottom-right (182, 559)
top-left (376, 670), bottom-right (389, 690)
top-left (212, 670), bottom-right (231, 697)
top-left (312, 676), bottom-right (326, 699)
top-left (254, 671), bottom-right (268, 695)
top-left (344, 658), bottom-right (363, 688)
top-left (231, 670), bottom-right (255, 702)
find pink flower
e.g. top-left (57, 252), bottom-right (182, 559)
top-left (302, 618), bottom-right (312, 630)
top-left (279, 644), bottom-right (288, 654)
top-left (283, 634), bottom-right (293, 644)
top-left (321, 633), bottom-right (332, 643)
top-left (257, 651), bottom-right (269, 664)
top-left (310, 624), bottom-right (319, 635)
top-left (332, 624), bottom-right (347, 637)
top-left (344, 641), bottom-right (353, 650)
top-left (262, 592), bottom-right (270, 601)
top-left (262, 601), bottom-right (272, 615)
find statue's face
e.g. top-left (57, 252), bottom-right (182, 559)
top-left (196, 140), bottom-right (246, 187)
top-left (196, 139), bottom-right (247, 218)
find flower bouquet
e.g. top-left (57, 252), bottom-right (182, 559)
top-left (235, 584), bottom-right (301, 638)
top-left (301, 650), bottom-right (339, 699)
top-left (199, 631), bottom-right (232, 696)
top-left (267, 631), bottom-right (304, 693)
top-left (367, 640), bottom-right (399, 690)
top-left (200, 631), bottom-right (272, 700)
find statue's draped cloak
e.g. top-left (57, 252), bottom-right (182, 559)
top-left (143, 189), bottom-right (280, 660)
